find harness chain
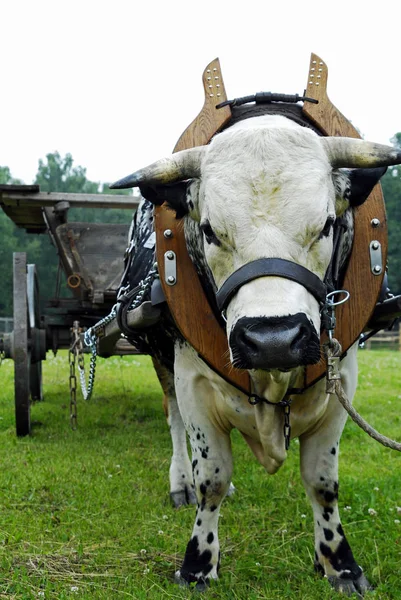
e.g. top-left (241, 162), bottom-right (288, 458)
top-left (77, 262), bottom-right (159, 403)
top-left (69, 324), bottom-right (79, 429)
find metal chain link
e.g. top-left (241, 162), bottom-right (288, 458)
top-left (69, 339), bottom-right (78, 430)
top-left (77, 262), bottom-right (159, 402)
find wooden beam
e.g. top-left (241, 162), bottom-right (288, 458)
top-left (0, 191), bottom-right (140, 210)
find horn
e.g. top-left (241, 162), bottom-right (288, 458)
top-left (321, 137), bottom-right (401, 169)
top-left (109, 147), bottom-right (205, 189)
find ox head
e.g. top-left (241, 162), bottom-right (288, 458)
top-left (111, 116), bottom-right (400, 386)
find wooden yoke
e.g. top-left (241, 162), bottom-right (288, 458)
top-left (154, 59), bottom-right (251, 392)
top-left (154, 54), bottom-right (387, 393)
top-left (303, 54), bottom-right (387, 387)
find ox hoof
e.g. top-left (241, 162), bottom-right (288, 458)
top-left (327, 573), bottom-right (373, 598)
top-left (174, 570), bottom-right (209, 592)
top-left (170, 487), bottom-right (197, 508)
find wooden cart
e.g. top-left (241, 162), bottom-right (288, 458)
top-left (0, 185), bottom-right (139, 435)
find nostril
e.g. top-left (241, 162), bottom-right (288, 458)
top-left (238, 329), bottom-right (259, 353)
top-left (290, 323), bottom-right (310, 351)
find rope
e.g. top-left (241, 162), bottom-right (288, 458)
top-left (334, 379), bottom-right (401, 452)
top-left (326, 341), bottom-right (401, 452)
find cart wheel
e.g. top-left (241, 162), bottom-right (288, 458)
top-left (27, 264), bottom-right (44, 401)
top-left (13, 252), bottom-right (31, 436)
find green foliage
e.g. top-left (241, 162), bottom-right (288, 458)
top-left (382, 137), bottom-right (401, 294)
top-left (0, 350), bottom-right (400, 599)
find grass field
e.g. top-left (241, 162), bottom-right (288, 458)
top-left (0, 350), bottom-right (400, 599)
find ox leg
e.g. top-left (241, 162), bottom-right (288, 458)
top-left (299, 350), bottom-right (372, 597)
top-left (152, 358), bottom-right (196, 508)
top-left (173, 358), bottom-right (233, 588)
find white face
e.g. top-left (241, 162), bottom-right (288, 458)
top-left (192, 116), bottom-right (341, 361)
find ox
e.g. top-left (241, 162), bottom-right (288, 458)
top-left (111, 115), bottom-right (401, 596)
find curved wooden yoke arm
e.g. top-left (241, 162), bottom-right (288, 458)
top-left (154, 59), bottom-right (250, 392)
top-left (302, 54), bottom-right (387, 386)
top-left (154, 54), bottom-right (387, 393)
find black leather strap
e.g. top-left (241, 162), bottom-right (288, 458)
top-left (216, 258), bottom-right (327, 312)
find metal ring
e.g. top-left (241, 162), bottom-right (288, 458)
top-left (325, 289), bottom-right (350, 307)
top-left (67, 274), bottom-right (81, 289)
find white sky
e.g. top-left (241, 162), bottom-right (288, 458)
top-left (1, 0), bottom-right (400, 186)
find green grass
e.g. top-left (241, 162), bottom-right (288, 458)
top-left (0, 350), bottom-right (400, 599)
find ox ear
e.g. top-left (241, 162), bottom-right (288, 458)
top-left (140, 181), bottom-right (198, 219)
top-left (346, 166), bottom-right (387, 207)
top-left (333, 166), bottom-right (387, 215)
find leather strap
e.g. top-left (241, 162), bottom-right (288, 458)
top-left (216, 257), bottom-right (327, 312)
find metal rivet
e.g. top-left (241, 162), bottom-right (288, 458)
top-left (217, 93), bottom-right (221, 97)
top-left (319, 62), bottom-right (323, 65)
top-left (372, 241), bottom-right (380, 250)
top-left (309, 81), bottom-right (313, 85)
top-left (166, 251), bottom-right (174, 260)
top-left (216, 84), bottom-right (220, 88)
top-left (311, 67), bottom-right (315, 71)
top-left (310, 74), bottom-right (314, 78)
top-left (373, 265), bottom-right (381, 274)
top-left (209, 94), bottom-right (214, 97)
top-left (164, 229), bottom-right (173, 238)
top-left (208, 85), bottom-right (212, 89)
top-left (167, 275), bottom-right (176, 284)
top-left (313, 60), bottom-right (316, 64)
top-left (371, 218), bottom-right (380, 228)
top-left (207, 77), bottom-right (211, 81)
top-left (316, 82), bottom-right (320, 86)
top-left (207, 69), bottom-right (211, 73)
top-left (213, 68), bottom-right (217, 71)
top-left (215, 76), bottom-right (219, 80)
top-left (317, 75), bottom-right (321, 79)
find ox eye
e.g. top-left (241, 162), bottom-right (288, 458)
top-left (319, 217), bottom-right (335, 239)
top-left (200, 221), bottom-right (221, 246)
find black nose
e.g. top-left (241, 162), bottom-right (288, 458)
top-left (229, 314), bottom-right (320, 370)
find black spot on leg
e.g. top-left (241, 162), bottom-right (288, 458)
top-left (206, 480), bottom-right (210, 486)
top-left (192, 459), bottom-right (198, 471)
top-left (181, 536), bottom-right (213, 583)
top-left (202, 450), bottom-right (208, 459)
top-left (197, 433), bottom-right (201, 440)
top-left (197, 519), bottom-right (202, 527)
top-left (337, 524), bottom-right (344, 536)
top-left (324, 528), bottom-right (334, 541)
top-left (210, 505), bottom-right (217, 512)
top-left (200, 483), bottom-right (207, 496)
top-left (320, 477), bottom-right (325, 481)
top-left (324, 491), bottom-right (337, 503)
top-left (215, 468), bottom-right (220, 474)
top-left (322, 507), bottom-right (333, 522)
top-left (319, 537), bottom-right (362, 579)
top-left (331, 447), bottom-right (336, 455)
top-left (207, 532), bottom-right (214, 544)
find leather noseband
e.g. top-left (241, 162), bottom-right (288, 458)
top-left (216, 257), bottom-right (327, 312)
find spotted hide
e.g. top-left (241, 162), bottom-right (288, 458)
top-left (112, 114), bottom-right (401, 596)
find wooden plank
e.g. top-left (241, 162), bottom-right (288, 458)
top-left (0, 191), bottom-right (140, 210)
top-left (155, 58), bottom-right (250, 392)
top-left (303, 54), bottom-right (387, 387)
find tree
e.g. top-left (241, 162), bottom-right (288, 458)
top-left (381, 141), bottom-right (401, 294)
top-left (34, 152), bottom-right (99, 194)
